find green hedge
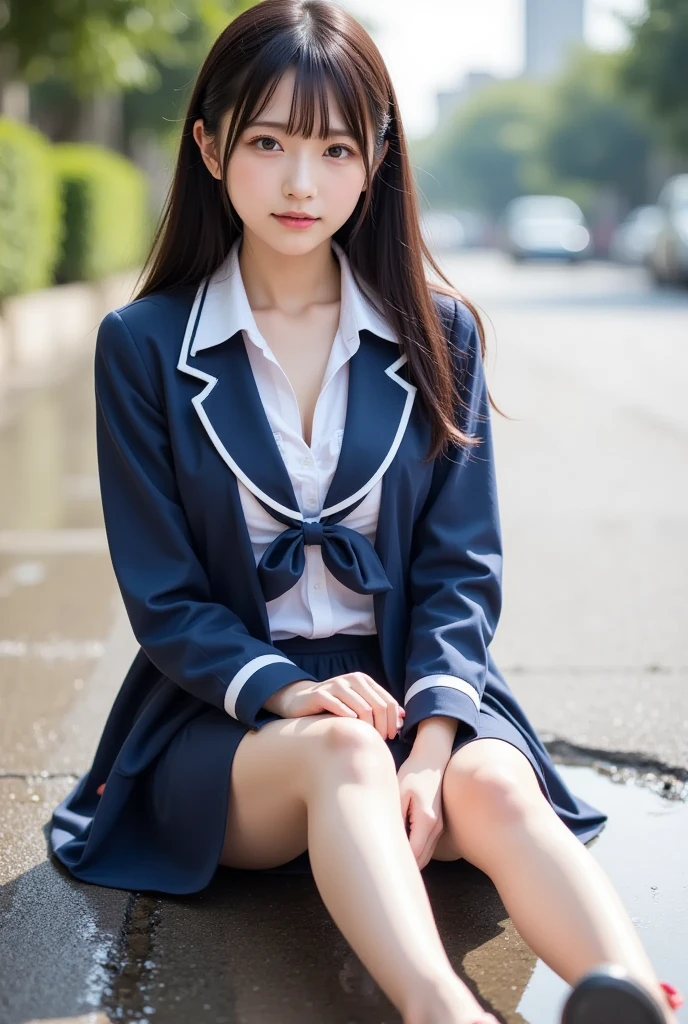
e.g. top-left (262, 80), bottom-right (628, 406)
top-left (52, 143), bottom-right (151, 284)
top-left (0, 121), bottom-right (151, 299)
top-left (0, 118), bottom-right (63, 300)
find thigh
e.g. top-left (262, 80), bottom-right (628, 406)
top-left (219, 712), bottom-right (336, 870)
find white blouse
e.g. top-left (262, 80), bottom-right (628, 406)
top-left (218, 236), bottom-right (398, 640)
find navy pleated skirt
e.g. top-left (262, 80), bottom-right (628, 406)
top-left (49, 633), bottom-right (607, 894)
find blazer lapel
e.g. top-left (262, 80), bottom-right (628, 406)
top-left (322, 329), bottom-right (417, 517)
top-left (178, 281), bottom-right (418, 524)
top-left (177, 281), bottom-right (301, 520)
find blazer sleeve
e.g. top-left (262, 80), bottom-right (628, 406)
top-left (399, 298), bottom-right (503, 745)
top-left (94, 309), bottom-right (317, 729)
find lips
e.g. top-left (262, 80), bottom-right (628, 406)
top-left (274, 213), bottom-right (317, 220)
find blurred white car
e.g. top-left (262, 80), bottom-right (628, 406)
top-left (609, 205), bottom-right (663, 265)
top-left (647, 174), bottom-right (688, 285)
top-left (421, 211), bottom-right (466, 250)
top-left (420, 209), bottom-right (489, 251)
top-left (500, 195), bottom-right (592, 262)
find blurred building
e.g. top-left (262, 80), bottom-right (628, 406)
top-left (436, 71), bottom-right (498, 123)
top-left (524, 0), bottom-right (584, 79)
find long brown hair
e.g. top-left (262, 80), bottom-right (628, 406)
top-left (134, 0), bottom-right (497, 458)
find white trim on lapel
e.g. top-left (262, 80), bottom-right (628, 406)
top-left (177, 279), bottom-right (305, 521)
top-left (320, 353), bottom-right (417, 517)
top-left (177, 241), bottom-right (418, 524)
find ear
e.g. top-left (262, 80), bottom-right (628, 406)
top-left (193, 118), bottom-right (223, 181)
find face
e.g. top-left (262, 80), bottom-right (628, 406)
top-left (193, 68), bottom-right (388, 255)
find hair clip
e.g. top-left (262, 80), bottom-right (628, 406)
top-left (375, 111), bottom-right (392, 152)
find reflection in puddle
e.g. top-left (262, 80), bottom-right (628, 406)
top-left (0, 638), bottom-right (105, 660)
top-left (100, 763), bottom-right (686, 1024)
top-left (0, 560), bottom-right (46, 596)
top-left (517, 763), bottom-right (687, 1023)
top-left (0, 361), bottom-right (99, 533)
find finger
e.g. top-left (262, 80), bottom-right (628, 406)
top-left (399, 788), bottom-right (412, 831)
top-left (408, 818), bottom-right (430, 860)
top-left (317, 691), bottom-right (359, 718)
top-left (406, 799), bottom-right (430, 860)
top-left (362, 674), bottom-right (406, 724)
top-left (330, 678), bottom-right (376, 728)
top-left (417, 824), bottom-right (443, 871)
top-left (347, 673), bottom-right (395, 739)
top-left (408, 804), bottom-right (440, 862)
top-left (343, 673), bottom-right (405, 721)
top-left (348, 673), bottom-right (403, 740)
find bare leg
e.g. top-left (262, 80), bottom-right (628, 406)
top-left (221, 714), bottom-right (498, 1024)
top-left (433, 738), bottom-right (679, 1023)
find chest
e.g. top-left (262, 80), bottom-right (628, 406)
top-left (174, 310), bottom-right (435, 566)
top-left (253, 301), bottom-right (341, 448)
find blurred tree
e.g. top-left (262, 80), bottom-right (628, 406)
top-left (540, 49), bottom-right (658, 212)
top-left (413, 79), bottom-right (548, 217)
top-left (621, 0), bottom-right (688, 156)
top-left (0, 0), bottom-right (253, 95)
top-left (413, 46), bottom-right (660, 222)
top-left (1, 1), bottom-right (254, 153)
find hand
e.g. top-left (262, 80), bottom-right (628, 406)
top-left (264, 674), bottom-right (405, 741)
top-left (397, 751), bottom-right (446, 870)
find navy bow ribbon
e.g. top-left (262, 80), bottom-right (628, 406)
top-left (256, 497), bottom-right (393, 603)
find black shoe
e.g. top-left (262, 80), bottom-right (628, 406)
top-left (560, 964), bottom-right (667, 1024)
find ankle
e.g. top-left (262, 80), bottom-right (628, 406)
top-left (639, 977), bottom-right (679, 1009)
top-left (626, 974), bottom-right (683, 1024)
top-left (658, 981), bottom-right (683, 1008)
top-left (656, 981), bottom-right (683, 1024)
top-left (402, 974), bottom-right (484, 1024)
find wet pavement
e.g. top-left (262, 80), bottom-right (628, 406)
top-left (1, 254), bottom-right (687, 1023)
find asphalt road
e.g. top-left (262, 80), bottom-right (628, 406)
top-left (443, 251), bottom-right (688, 771)
top-left (1, 250), bottom-right (686, 1024)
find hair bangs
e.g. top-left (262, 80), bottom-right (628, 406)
top-left (134, 0), bottom-right (498, 459)
top-left (221, 44), bottom-right (375, 185)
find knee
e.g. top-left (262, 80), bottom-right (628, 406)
top-left (443, 760), bottom-right (538, 827)
top-left (316, 717), bottom-right (396, 781)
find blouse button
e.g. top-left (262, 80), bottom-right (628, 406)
top-left (313, 583), bottom-right (321, 590)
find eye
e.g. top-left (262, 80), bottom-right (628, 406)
top-left (247, 135), bottom-right (355, 159)
top-left (250, 135), bottom-right (283, 152)
top-left (326, 143), bottom-right (355, 160)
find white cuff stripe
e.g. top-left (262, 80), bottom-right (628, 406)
top-left (224, 654), bottom-right (295, 719)
top-left (404, 675), bottom-right (480, 712)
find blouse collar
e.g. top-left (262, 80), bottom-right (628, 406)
top-left (189, 236), bottom-right (396, 358)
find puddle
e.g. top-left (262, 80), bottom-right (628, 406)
top-left (98, 761), bottom-right (687, 1024)
top-left (0, 638), bottom-right (105, 660)
top-left (0, 361), bottom-right (100, 533)
top-left (517, 761), bottom-right (687, 1023)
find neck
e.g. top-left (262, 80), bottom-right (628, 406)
top-left (238, 229), bottom-right (341, 316)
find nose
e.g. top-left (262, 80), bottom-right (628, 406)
top-left (283, 150), bottom-right (317, 199)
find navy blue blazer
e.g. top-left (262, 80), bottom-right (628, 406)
top-left (94, 283), bottom-right (502, 748)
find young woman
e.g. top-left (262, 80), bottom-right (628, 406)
top-left (49, 2), bottom-right (684, 1023)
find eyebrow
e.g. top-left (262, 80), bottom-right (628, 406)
top-left (244, 119), bottom-right (357, 140)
